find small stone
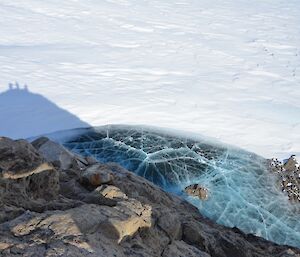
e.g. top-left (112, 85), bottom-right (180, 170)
top-left (0, 242), bottom-right (12, 250)
top-left (184, 184), bottom-right (209, 200)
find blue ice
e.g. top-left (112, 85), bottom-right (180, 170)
top-left (47, 125), bottom-right (300, 248)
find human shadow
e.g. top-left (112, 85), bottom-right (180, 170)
top-left (0, 82), bottom-right (90, 139)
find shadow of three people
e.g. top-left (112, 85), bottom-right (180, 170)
top-left (0, 83), bottom-right (90, 139)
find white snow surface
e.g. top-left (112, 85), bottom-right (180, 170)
top-left (0, 0), bottom-right (299, 159)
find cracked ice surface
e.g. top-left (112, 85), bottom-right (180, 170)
top-left (49, 125), bottom-right (300, 248)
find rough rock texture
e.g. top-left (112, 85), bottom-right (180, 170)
top-left (162, 240), bottom-right (211, 257)
top-left (80, 163), bottom-right (114, 187)
top-left (0, 137), bottom-right (59, 222)
top-left (0, 137), bottom-right (300, 257)
top-left (269, 155), bottom-right (300, 202)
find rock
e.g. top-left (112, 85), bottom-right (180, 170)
top-left (268, 155), bottom-right (300, 203)
top-left (157, 210), bottom-right (182, 240)
top-left (284, 155), bottom-right (299, 173)
top-left (162, 240), bottom-right (211, 257)
top-left (184, 184), bottom-right (209, 200)
top-left (0, 137), bottom-right (59, 214)
top-left (81, 190), bottom-right (117, 206)
top-left (59, 175), bottom-right (117, 207)
top-left (103, 199), bottom-right (152, 243)
top-left (96, 185), bottom-right (128, 200)
top-left (0, 204), bottom-right (24, 223)
top-left (0, 242), bottom-right (12, 251)
top-left (81, 163), bottom-right (114, 187)
top-left (32, 137), bottom-right (88, 170)
top-left (86, 156), bottom-right (98, 165)
top-left (1, 137), bottom-right (300, 257)
top-left (182, 220), bottom-right (247, 257)
top-left (10, 205), bottom-right (108, 238)
top-left (0, 137), bottom-right (54, 179)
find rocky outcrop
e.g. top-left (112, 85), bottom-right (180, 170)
top-left (0, 137), bottom-right (299, 257)
top-left (0, 137), bottom-right (59, 222)
top-left (269, 155), bottom-right (300, 202)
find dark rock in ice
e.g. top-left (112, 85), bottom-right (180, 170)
top-left (184, 184), bottom-right (209, 200)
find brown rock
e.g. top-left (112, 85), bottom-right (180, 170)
top-left (81, 163), bottom-right (114, 187)
top-left (184, 184), bottom-right (209, 200)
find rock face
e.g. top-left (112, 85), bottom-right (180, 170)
top-left (0, 137), bottom-right (300, 257)
top-left (0, 137), bottom-right (59, 222)
top-left (184, 184), bottom-right (209, 200)
top-left (269, 155), bottom-right (300, 202)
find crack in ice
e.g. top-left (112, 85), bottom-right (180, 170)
top-left (47, 125), bottom-right (300, 248)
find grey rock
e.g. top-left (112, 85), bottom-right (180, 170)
top-left (0, 137), bottom-right (54, 179)
top-left (0, 137), bottom-right (59, 218)
top-left (158, 210), bottom-right (182, 240)
top-left (284, 155), bottom-right (299, 173)
top-left (32, 137), bottom-right (87, 170)
top-left (162, 240), bottom-right (211, 257)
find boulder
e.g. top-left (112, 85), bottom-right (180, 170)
top-left (80, 163), bottom-right (114, 187)
top-left (0, 137), bottom-right (59, 206)
top-left (32, 137), bottom-right (88, 170)
top-left (0, 137), bottom-right (53, 179)
top-left (184, 184), bottom-right (209, 200)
